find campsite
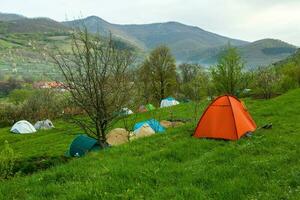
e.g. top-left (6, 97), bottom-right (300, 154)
top-left (1, 1), bottom-right (300, 199)
top-left (0, 90), bottom-right (300, 199)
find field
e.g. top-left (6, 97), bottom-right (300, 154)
top-left (0, 33), bottom-right (70, 81)
top-left (0, 32), bottom-right (143, 81)
top-left (0, 89), bottom-right (300, 199)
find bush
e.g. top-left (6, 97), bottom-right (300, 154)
top-left (21, 89), bottom-right (66, 121)
top-left (0, 141), bottom-right (17, 179)
top-left (253, 66), bottom-right (279, 99)
top-left (8, 89), bottom-right (34, 105)
top-left (0, 89), bottom-right (68, 127)
top-left (0, 103), bottom-right (22, 127)
top-left (279, 75), bottom-right (299, 93)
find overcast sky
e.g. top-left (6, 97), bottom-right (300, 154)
top-left (1, 0), bottom-right (300, 46)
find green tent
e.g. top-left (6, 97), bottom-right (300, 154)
top-left (67, 135), bottom-right (102, 157)
top-left (145, 104), bottom-right (155, 111)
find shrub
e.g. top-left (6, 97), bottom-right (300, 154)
top-left (253, 66), bottom-right (279, 99)
top-left (0, 103), bottom-right (22, 127)
top-left (0, 89), bottom-right (68, 127)
top-left (0, 141), bottom-right (17, 179)
top-left (8, 89), bottom-right (34, 105)
top-left (21, 89), bottom-right (66, 121)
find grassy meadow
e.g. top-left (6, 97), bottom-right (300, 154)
top-left (0, 89), bottom-right (300, 199)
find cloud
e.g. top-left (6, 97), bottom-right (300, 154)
top-left (1, 0), bottom-right (299, 45)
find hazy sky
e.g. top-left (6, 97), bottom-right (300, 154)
top-left (1, 0), bottom-right (300, 46)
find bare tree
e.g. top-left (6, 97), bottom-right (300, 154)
top-left (49, 27), bottom-right (135, 146)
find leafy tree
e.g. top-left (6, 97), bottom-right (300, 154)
top-left (140, 45), bottom-right (177, 103)
top-left (255, 66), bottom-right (279, 99)
top-left (211, 46), bottom-right (244, 96)
top-left (49, 27), bottom-right (135, 145)
top-left (178, 63), bottom-right (210, 101)
top-left (179, 63), bottom-right (200, 84)
top-left (280, 62), bottom-right (300, 88)
top-left (273, 49), bottom-right (300, 92)
top-left (137, 66), bottom-right (153, 104)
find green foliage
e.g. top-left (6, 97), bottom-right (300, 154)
top-left (0, 141), bottom-right (17, 179)
top-left (178, 63), bottom-right (211, 101)
top-left (0, 104), bottom-right (20, 127)
top-left (0, 89), bottom-right (66, 127)
top-left (273, 49), bottom-right (300, 92)
top-left (279, 75), bottom-right (298, 92)
top-left (23, 89), bottom-right (66, 121)
top-left (139, 45), bottom-right (177, 103)
top-left (211, 46), bottom-right (245, 96)
top-left (8, 89), bottom-right (34, 105)
top-left (254, 66), bottom-right (279, 99)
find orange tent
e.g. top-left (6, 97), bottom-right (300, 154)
top-left (194, 95), bottom-right (256, 140)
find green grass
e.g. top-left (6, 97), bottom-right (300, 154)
top-left (0, 90), bottom-right (300, 199)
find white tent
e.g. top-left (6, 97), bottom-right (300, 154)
top-left (160, 97), bottom-right (180, 108)
top-left (34, 119), bottom-right (54, 130)
top-left (11, 120), bottom-right (37, 134)
top-left (121, 108), bottom-right (133, 115)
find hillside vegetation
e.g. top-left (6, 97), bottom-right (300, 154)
top-left (0, 31), bottom-right (137, 81)
top-left (0, 89), bottom-right (300, 199)
top-left (0, 32), bottom-right (71, 81)
top-left (0, 13), bottom-right (25, 21)
top-left (0, 18), bottom-right (69, 34)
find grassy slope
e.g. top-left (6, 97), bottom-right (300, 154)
top-left (0, 31), bottom-right (140, 81)
top-left (0, 33), bottom-right (70, 80)
top-left (0, 90), bottom-right (300, 199)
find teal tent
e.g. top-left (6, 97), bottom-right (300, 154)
top-left (134, 119), bottom-right (165, 133)
top-left (67, 135), bottom-right (103, 157)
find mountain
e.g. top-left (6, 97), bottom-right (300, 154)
top-left (0, 12), bottom-right (25, 21)
top-left (63, 16), bottom-right (298, 68)
top-left (188, 39), bottom-right (298, 68)
top-left (238, 39), bottom-right (297, 68)
top-left (63, 16), bottom-right (248, 59)
top-left (0, 17), bottom-right (69, 34)
top-left (0, 13), bottom-right (297, 69)
top-left (274, 48), bottom-right (300, 67)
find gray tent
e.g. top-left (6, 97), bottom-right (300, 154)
top-left (34, 119), bottom-right (54, 130)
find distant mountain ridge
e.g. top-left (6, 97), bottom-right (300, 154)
top-left (63, 16), bottom-right (248, 59)
top-left (0, 17), bottom-right (69, 33)
top-left (63, 16), bottom-right (297, 68)
top-left (0, 12), bottom-right (25, 21)
top-left (0, 12), bottom-right (298, 68)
